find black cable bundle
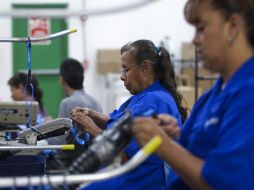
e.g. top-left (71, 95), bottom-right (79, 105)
top-left (0, 151), bottom-right (13, 160)
top-left (67, 111), bottom-right (133, 174)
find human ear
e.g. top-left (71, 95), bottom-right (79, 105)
top-left (60, 76), bottom-right (66, 86)
top-left (227, 13), bottom-right (242, 44)
top-left (141, 60), bottom-right (151, 74)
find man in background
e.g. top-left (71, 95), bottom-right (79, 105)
top-left (46, 58), bottom-right (102, 170)
top-left (59, 58), bottom-right (102, 118)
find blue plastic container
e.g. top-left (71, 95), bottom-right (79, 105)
top-left (0, 155), bottom-right (45, 176)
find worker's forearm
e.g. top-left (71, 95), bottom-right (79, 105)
top-left (89, 125), bottom-right (103, 137)
top-left (158, 136), bottom-right (211, 190)
top-left (89, 110), bottom-right (109, 129)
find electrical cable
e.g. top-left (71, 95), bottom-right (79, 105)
top-left (24, 37), bottom-right (34, 128)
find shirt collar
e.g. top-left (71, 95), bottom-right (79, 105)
top-left (222, 55), bottom-right (254, 92)
top-left (136, 80), bottom-right (161, 95)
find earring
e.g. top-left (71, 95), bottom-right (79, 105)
top-left (227, 36), bottom-right (234, 44)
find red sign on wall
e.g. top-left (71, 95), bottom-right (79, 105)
top-left (28, 17), bottom-right (51, 45)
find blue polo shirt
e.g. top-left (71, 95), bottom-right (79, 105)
top-left (167, 56), bottom-right (254, 190)
top-left (83, 80), bottom-right (182, 190)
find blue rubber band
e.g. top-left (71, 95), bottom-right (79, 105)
top-left (71, 122), bottom-right (90, 145)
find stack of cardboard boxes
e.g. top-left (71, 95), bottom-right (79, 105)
top-left (179, 42), bottom-right (217, 110)
top-left (97, 49), bottom-right (121, 74)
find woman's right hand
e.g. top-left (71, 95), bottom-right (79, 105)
top-left (71, 107), bottom-right (91, 117)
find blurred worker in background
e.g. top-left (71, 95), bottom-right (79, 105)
top-left (58, 58), bottom-right (102, 119)
top-left (46, 58), bottom-right (102, 170)
top-left (132, 0), bottom-right (254, 189)
top-left (8, 72), bottom-right (48, 124)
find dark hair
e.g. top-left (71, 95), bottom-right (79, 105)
top-left (60, 58), bottom-right (84, 90)
top-left (8, 72), bottom-right (45, 114)
top-left (184, 0), bottom-right (254, 48)
top-left (121, 40), bottom-right (187, 122)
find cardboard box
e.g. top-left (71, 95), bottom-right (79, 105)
top-left (181, 67), bottom-right (216, 92)
top-left (178, 86), bottom-right (202, 110)
top-left (97, 49), bottom-right (121, 74)
top-left (176, 74), bottom-right (191, 86)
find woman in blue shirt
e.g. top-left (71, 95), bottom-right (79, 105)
top-left (71, 39), bottom-right (187, 190)
top-left (133, 0), bottom-right (254, 190)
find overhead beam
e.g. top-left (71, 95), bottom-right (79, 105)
top-left (0, 0), bottom-right (159, 18)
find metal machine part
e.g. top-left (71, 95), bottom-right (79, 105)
top-left (0, 118), bottom-right (73, 160)
top-left (68, 111), bottom-right (133, 174)
top-left (17, 118), bottom-right (72, 145)
top-left (0, 101), bottom-right (38, 126)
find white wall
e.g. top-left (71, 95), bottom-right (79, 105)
top-left (0, 0), bottom-right (194, 113)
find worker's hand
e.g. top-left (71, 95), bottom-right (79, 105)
top-left (71, 107), bottom-right (91, 117)
top-left (157, 114), bottom-right (180, 140)
top-left (132, 114), bottom-right (180, 147)
top-left (72, 112), bottom-right (102, 137)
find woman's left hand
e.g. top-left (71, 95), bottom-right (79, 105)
top-left (132, 117), bottom-right (163, 147)
top-left (132, 114), bottom-right (180, 148)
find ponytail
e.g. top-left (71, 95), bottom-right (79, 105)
top-left (157, 47), bottom-right (188, 123)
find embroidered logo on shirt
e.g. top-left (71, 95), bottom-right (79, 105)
top-left (204, 117), bottom-right (219, 129)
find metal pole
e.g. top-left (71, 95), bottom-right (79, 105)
top-left (0, 28), bottom-right (77, 43)
top-left (0, 136), bottom-right (162, 188)
top-left (0, 144), bottom-right (74, 151)
top-left (81, 0), bottom-right (88, 69)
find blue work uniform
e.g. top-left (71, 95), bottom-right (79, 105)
top-left (84, 80), bottom-right (182, 190)
top-left (167, 56), bottom-right (254, 190)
